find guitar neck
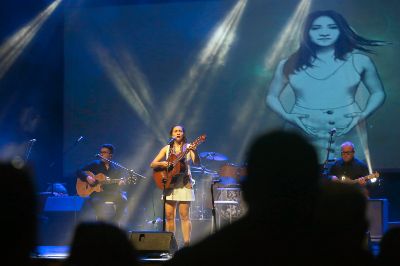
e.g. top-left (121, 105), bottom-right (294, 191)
top-left (172, 149), bottom-right (190, 165)
top-left (342, 172), bottom-right (378, 184)
top-left (170, 134), bottom-right (206, 166)
top-left (103, 179), bottom-right (121, 184)
top-left (359, 173), bottom-right (378, 181)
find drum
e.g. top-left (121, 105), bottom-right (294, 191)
top-left (215, 187), bottom-right (247, 222)
top-left (218, 176), bottom-right (239, 187)
top-left (190, 176), bottom-right (213, 220)
top-left (218, 163), bottom-right (247, 180)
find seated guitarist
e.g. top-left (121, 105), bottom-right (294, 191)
top-left (76, 144), bottom-right (127, 225)
top-left (150, 125), bottom-right (201, 247)
top-left (328, 141), bottom-right (370, 197)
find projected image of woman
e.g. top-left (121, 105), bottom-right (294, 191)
top-left (266, 10), bottom-right (387, 163)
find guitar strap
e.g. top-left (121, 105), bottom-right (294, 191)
top-left (166, 143), bottom-right (189, 160)
top-left (166, 143), bottom-right (173, 160)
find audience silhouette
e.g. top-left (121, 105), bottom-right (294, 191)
top-left (65, 221), bottom-right (139, 266)
top-left (377, 227), bottom-right (400, 266)
top-left (1, 162), bottom-right (37, 266)
top-left (312, 181), bottom-right (375, 266)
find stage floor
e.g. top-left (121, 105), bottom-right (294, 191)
top-left (32, 242), bottom-right (381, 265)
top-left (32, 245), bottom-right (171, 266)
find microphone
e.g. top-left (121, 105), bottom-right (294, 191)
top-left (29, 138), bottom-right (37, 142)
top-left (76, 136), bottom-right (84, 143)
top-left (329, 128), bottom-right (336, 135)
top-left (167, 137), bottom-right (175, 145)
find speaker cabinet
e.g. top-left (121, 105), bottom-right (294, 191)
top-left (367, 198), bottom-right (389, 241)
top-left (129, 231), bottom-right (178, 255)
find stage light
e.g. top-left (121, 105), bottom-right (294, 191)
top-left (229, 0), bottom-right (311, 162)
top-left (92, 44), bottom-right (165, 144)
top-left (0, 0), bottom-right (62, 79)
top-left (264, 0), bottom-right (311, 70)
top-left (162, 0), bottom-right (248, 125)
top-left (91, 1), bottom-right (248, 228)
top-left (354, 122), bottom-right (373, 175)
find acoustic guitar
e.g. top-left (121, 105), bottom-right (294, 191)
top-left (340, 171), bottom-right (380, 185)
top-left (153, 134), bottom-right (206, 190)
top-left (76, 171), bottom-right (136, 197)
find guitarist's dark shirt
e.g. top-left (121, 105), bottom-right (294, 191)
top-left (76, 159), bottom-right (123, 194)
top-left (328, 158), bottom-right (369, 180)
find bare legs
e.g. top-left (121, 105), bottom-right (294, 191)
top-left (179, 201), bottom-right (192, 246)
top-left (165, 200), bottom-right (192, 246)
top-left (165, 201), bottom-right (176, 233)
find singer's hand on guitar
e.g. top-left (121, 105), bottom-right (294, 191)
top-left (187, 144), bottom-right (197, 151)
top-left (159, 161), bottom-right (169, 168)
top-left (86, 175), bottom-right (96, 185)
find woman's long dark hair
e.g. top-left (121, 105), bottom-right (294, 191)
top-left (283, 10), bottom-right (387, 77)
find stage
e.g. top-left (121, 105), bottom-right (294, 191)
top-left (30, 240), bottom-right (383, 266)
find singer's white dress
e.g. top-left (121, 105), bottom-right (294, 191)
top-left (163, 144), bottom-right (195, 202)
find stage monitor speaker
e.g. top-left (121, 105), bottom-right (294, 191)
top-left (367, 198), bottom-right (389, 241)
top-left (129, 231), bottom-right (178, 255)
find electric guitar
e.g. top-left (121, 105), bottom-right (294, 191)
top-left (76, 171), bottom-right (136, 197)
top-left (339, 171), bottom-right (380, 185)
top-left (153, 134), bottom-right (206, 190)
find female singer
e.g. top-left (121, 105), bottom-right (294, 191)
top-left (150, 125), bottom-right (201, 247)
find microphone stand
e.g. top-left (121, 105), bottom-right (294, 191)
top-left (48, 137), bottom-right (85, 196)
top-left (162, 142), bottom-right (173, 232)
top-left (25, 139), bottom-right (36, 162)
top-left (162, 174), bottom-right (167, 232)
top-left (96, 154), bottom-right (146, 180)
top-left (49, 137), bottom-right (84, 168)
top-left (322, 129), bottom-right (336, 179)
top-left (210, 179), bottom-right (221, 234)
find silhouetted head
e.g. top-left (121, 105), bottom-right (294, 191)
top-left (377, 227), bottom-right (400, 265)
top-left (242, 131), bottom-right (320, 212)
top-left (67, 221), bottom-right (138, 266)
top-left (312, 182), bottom-right (370, 263)
top-left (1, 162), bottom-right (37, 264)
